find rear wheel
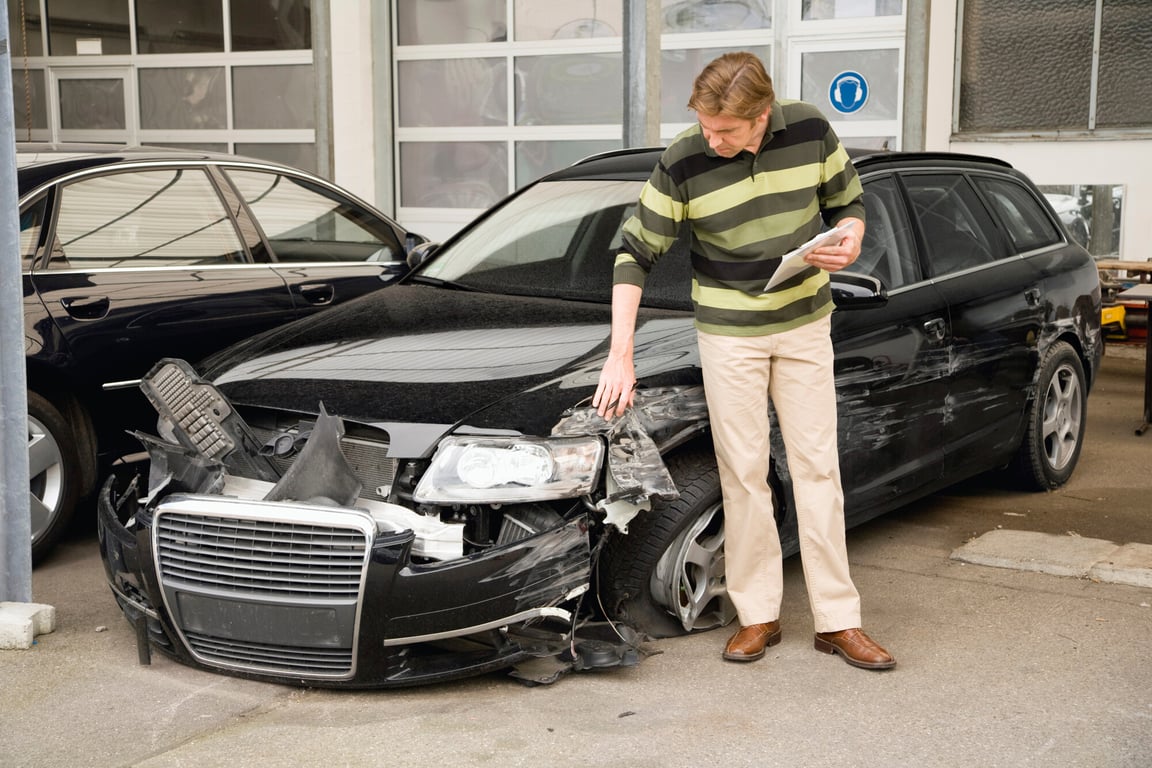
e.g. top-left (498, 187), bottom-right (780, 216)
top-left (28, 391), bottom-right (82, 563)
top-left (597, 449), bottom-right (736, 638)
top-left (1012, 341), bottom-right (1087, 490)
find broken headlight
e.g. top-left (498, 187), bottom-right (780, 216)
top-left (413, 436), bottom-right (604, 503)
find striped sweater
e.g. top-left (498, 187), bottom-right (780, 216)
top-left (614, 99), bottom-right (865, 336)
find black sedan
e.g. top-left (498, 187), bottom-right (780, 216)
top-left (98, 148), bottom-right (1103, 688)
top-left (19, 144), bottom-right (423, 561)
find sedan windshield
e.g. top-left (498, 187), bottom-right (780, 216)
top-left (418, 179), bottom-right (642, 302)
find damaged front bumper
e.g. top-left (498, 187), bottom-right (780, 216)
top-left (95, 359), bottom-right (656, 688)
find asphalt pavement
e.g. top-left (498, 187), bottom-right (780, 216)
top-left (3, 346), bottom-right (1151, 768)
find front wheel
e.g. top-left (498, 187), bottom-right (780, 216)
top-left (597, 449), bottom-right (736, 638)
top-left (1012, 340), bottom-right (1087, 490)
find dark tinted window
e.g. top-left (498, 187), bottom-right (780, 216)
top-left (974, 176), bottom-right (1063, 254)
top-left (226, 169), bottom-right (402, 263)
top-left (51, 169), bottom-right (245, 269)
top-left (19, 195), bottom-right (48, 269)
top-left (905, 173), bottom-right (1004, 277)
top-left (858, 176), bottom-right (920, 289)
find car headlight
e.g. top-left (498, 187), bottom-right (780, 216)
top-left (413, 436), bottom-right (604, 503)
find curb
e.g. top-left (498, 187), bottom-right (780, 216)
top-left (950, 529), bottom-right (1152, 589)
top-left (0, 602), bottom-right (57, 650)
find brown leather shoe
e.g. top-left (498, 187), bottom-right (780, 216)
top-left (814, 628), bottom-right (896, 670)
top-left (722, 621), bottom-right (782, 662)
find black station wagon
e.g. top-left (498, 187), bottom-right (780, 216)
top-left (19, 144), bottom-right (422, 561)
top-left (98, 148), bottom-right (1103, 688)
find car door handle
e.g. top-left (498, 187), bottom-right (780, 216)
top-left (1024, 287), bottom-right (1041, 306)
top-left (297, 283), bottom-right (335, 305)
top-left (923, 317), bottom-right (947, 342)
top-left (60, 295), bottom-right (110, 320)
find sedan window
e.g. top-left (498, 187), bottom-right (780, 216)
top-left (905, 174), bottom-right (1003, 277)
top-left (50, 169), bottom-right (246, 270)
top-left (226, 168), bottom-right (403, 263)
top-left (19, 195), bottom-right (48, 270)
top-left (858, 176), bottom-right (920, 289)
top-left (973, 176), bottom-right (1063, 254)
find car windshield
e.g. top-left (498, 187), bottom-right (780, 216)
top-left (417, 179), bottom-right (644, 303)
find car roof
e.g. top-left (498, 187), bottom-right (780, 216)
top-left (15, 142), bottom-right (309, 197)
top-left (548, 146), bottom-right (1016, 182)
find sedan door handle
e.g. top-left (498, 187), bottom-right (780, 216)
top-left (60, 295), bottom-right (110, 320)
top-left (923, 317), bottom-right (947, 342)
top-left (297, 282), bottom-right (335, 306)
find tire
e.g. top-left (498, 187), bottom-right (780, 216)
top-left (1012, 340), bottom-right (1087, 490)
top-left (28, 391), bottom-right (82, 563)
top-left (597, 449), bottom-right (736, 638)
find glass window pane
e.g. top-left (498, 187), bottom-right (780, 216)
top-left (516, 54), bottom-right (622, 125)
top-left (906, 174), bottom-right (1002, 276)
top-left (514, 0), bottom-right (622, 40)
top-left (135, 0), bottom-right (224, 53)
top-left (20, 195), bottom-right (49, 268)
top-left (12, 69), bottom-right (48, 131)
top-left (233, 143), bottom-right (318, 174)
top-left (1096, 0), bottom-right (1152, 128)
top-left (959, 0), bottom-right (1094, 132)
top-left (661, 46), bottom-right (771, 123)
top-left (226, 168), bottom-right (402, 263)
top-left (397, 0), bottom-right (506, 45)
top-left (662, 0), bottom-right (771, 33)
top-left (8, 0), bottom-right (44, 56)
top-left (46, 0), bottom-right (131, 55)
top-left (975, 177), bottom-right (1061, 254)
top-left (858, 175), bottom-right (920, 289)
top-left (230, 0), bottom-right (311, 51)
top-left (801, 49), bottom-right (899, 122)
top-left (516, 139), bottom-right (621, 188)
top-left (233, 65), bottom-right (314, 129)
top-left (802, 0), bottom-right (902, 20)
top-left (398, 59), bottom-right (507, 127)
top-left (139, 67), bottom-right (226, 129)
top-left (52, 169), bottom-right (244, 269)
top-left (400, 142), bottom-right (508, 209)
top-left (59, 78), bottom-right (125, 129)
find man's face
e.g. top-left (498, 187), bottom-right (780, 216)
top-left (698, 109), bottom-right (770, 157)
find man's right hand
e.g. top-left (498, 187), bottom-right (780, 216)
top-left (594, 353), bottom-right (636, 419)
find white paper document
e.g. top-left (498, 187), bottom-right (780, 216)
top-left (762, 223), bottom-right (855, 291)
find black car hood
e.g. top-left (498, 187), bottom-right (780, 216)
top-left (202, 284), bottom-right (701, 455)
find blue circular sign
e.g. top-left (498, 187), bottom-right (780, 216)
top-left (829, 71), bottom-right (868, 115)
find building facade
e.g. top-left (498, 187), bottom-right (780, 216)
top-left (8, 0), bottom-right (1150, 257)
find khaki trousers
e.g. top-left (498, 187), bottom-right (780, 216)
top-left (697, 315), bottom-right (861, 633)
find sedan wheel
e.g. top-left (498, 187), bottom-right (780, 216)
top-left (1013, 341), bottom-right (1087, 490)
top-left (598, 449), bottom-right (736, 638)
top-left (27, 392), bottom-right (81, 562)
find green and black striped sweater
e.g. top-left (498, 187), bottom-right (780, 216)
top-left (614, 99), bottom-right (866, 337)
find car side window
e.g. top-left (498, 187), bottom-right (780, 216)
top-left (858, 176), bottom-right (920, 289)
top-left (226, 168), bottom-right (404, 263)
top-left (19, 195), bottom-right (48, 270)
top-left (51, 169), bottom-right (246, 270)
top-left (973, 176), bottom-right (1063, 254)
top-left (905, 173), bottom-right (1004, 278)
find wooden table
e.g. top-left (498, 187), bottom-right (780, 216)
top-left (1117, 283), bottom-right (1152, 435)
top-left (1097, 259), bottom-right (1152, 283)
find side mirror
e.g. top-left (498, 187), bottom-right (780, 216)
top-left (830, 271), bottom-right (887, 309)
top-left (406, 241), bottom-right (440, 269)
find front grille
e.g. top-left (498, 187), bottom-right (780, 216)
top-left (152, 496), bottom-right (374, 680)
top-left (155, 512), bottom-right (368, 598)
top-left (184, 631), bottom-right (354, 674)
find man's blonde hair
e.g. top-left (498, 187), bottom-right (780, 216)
top-left (686, 51), bottom-right (775, 120)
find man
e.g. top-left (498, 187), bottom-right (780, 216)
top-left (593, 52), bottom-right (894, 670)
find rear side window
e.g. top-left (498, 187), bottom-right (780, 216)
top-left (974, 176), bottom-right (1063, 254)
top-left (51, 169), bottom-right (246, 269)
top-left (905, 173), bottom-right (1004, 277)
top-left (226, 169), bottom-right (403, 264)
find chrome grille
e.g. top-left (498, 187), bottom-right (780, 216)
top-left (155, 512), bottom-right (368, 598)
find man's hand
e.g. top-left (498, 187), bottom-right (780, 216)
top-left (594, 353), bottom-right (636, 419)
top-left (806, 217), bottom-right (864, 273)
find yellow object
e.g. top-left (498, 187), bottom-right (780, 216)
top-left (1101, 305), bottom-right (1127, 340)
